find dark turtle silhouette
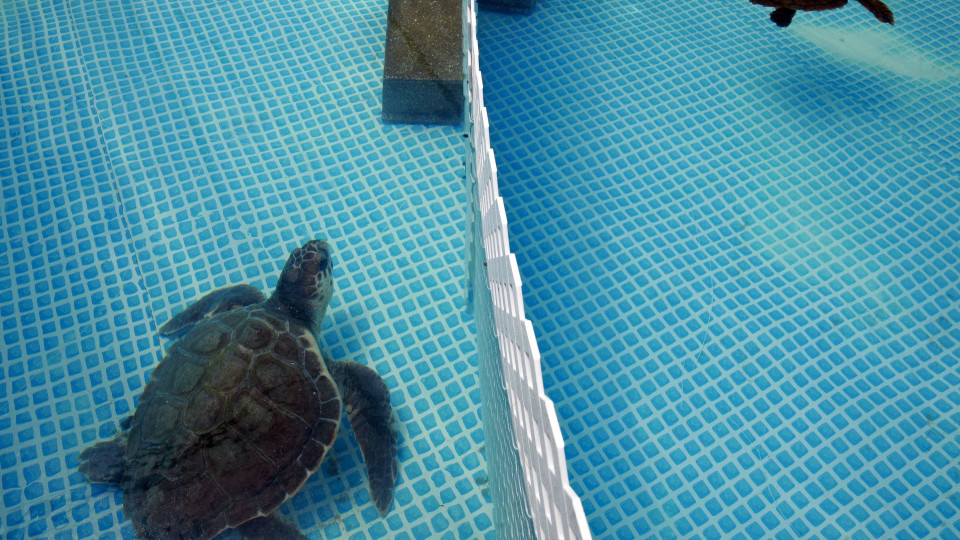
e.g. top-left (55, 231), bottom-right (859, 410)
top-left (751, 0), bottom-right (894, 27)
top-left (78, 240), bottom-right (398, 539)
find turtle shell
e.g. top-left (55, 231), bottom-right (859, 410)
top-left (749, 0), bottom-right (847, 11)
top-left (122, 306), bottom-right (341, 539)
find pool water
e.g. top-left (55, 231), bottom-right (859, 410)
top-left (477, 0), bottom-right (960, 538)
top-left (5, 0), bottom-right (960, 538)
top-left (1, 0), bottom-right (497, 538)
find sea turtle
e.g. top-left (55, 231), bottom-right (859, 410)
top-left (750, 0), bottom-right (894, 27)
top-left (78, 239), bottom-right (398, 539)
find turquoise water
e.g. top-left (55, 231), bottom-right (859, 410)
top-left (478, 0), bottom-right (960, 538)
top-left (1, 0), bottom-right (498, 538)
top-left (5, 0), bottom-right (960, 538)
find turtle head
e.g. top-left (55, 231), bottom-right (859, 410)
top-left (268, 239), bottom-right (334, 332)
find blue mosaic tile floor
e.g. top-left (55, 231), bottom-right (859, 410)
top-left (478, 0), bottom-right (960, 538)
top-left (1, 0), bottom-right (496, 538)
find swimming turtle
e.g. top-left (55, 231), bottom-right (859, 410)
top-left (750, 0), bottom-right (894, 27)
top-left (78, 240), bottom-right (398, 539)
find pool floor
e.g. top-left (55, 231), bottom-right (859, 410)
top-left (1, 0), bottom-right (496, 538)
top-left (478, 0), bottom-right (960, 538)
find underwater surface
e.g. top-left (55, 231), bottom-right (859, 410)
top-left (478, 0), bottom-right (960, 538)
top-left (4, 0), bottom-right (960, 537)
top-left (1, 0), bottom-right (497, 538)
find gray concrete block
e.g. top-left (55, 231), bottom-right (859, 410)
top-left (382, 0), bottom-right (464, 125)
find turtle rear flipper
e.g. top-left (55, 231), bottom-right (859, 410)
top-left (235, 514), bottom-right (307, 540)
top-left (327, 359), bottom-right (399, 516)
top-left (158, 284), bottom-right (265, 336)
top-left (771, 8), bottom-right (796, 26)
top-left (856, 0), bottom-right (893, 24)
top-left (78, 436), bottom-right (126, 485)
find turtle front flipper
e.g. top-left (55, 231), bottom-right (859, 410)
top-left (856, 0), bottom-right (893, 24)
top-left (78, 434), bottom-right (127, 485)
top-left (158, 284), bottom-right (265, 336)
top-left (234, 514), bottom-right (308, 540)
top-left (327, 359), bottom-right (399, 516)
